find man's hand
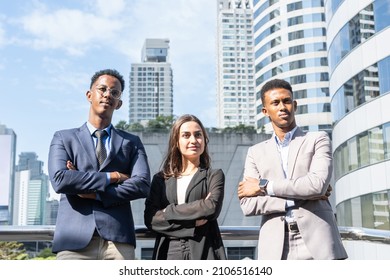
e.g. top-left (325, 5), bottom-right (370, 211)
top-left (77, 193), bottom-right (97, 199)
top-left (238, 177), bottom-right (264, 199)
top-left (110, 171), bottom-right (130, 184)
top-left (320, 185), bottom-right (332, 200)
top-left (310, 184), bottom-right (332, 200)
top-left (67, 160), bottom-right (76, 170)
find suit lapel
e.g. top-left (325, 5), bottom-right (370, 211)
top-left (76, 124), bottom-right (99, 170)
top-left (185, 169), bottom-right (207, 202)
top-left (100, 127), bottom-right (123, 169)
top-left (265, 139), bottom-right (286, 178)
top-left (165, 177), bottom-right (178, 204)
top-left (287, 128), bottom-right (305, 179)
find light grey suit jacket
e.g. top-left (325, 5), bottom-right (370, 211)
top-left (240, 127), bottom-right (347, 260)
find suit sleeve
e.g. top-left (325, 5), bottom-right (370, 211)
top-left (164, 169), bottom-right (225, 221)
top-left (271, 132), bottom-right (332, 200)
top-left (240, 146), bottom-right (287, 216)
top-left (48, 131), bottom-right (107, 195)
top-left (144, 170), bottom-right (224, 238)
top-left (98, 136), bottom-right (151, 207)
top-left (144, 174), bottom-right (194, 237)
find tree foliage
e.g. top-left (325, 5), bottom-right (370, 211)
top-left (31, 247), bottom-right (56, 260)
top-left (146, 115), bottom-right (175, 132)
top-left (222, 124), bottom-right (257, 134)
top-left (115, 115), bottom-right (175, 133)
top-left (0, 241), bottom-right (29, 260)
top-left (115, 120), bottom-right (130, 131)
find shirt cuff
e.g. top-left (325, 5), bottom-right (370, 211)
top-left (286, 199), bottom-right (295, 208)
top-left (267, 180), bottom-right (275, 195)
top-left (106, 173), bottom-right (111, 186)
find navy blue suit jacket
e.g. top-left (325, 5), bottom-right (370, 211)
top-left (48, 123), bottom-right (150, 253)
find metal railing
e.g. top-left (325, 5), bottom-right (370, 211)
top-left (0, 225), bottom-right (389, 244)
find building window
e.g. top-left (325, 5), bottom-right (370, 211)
top-left (141, 248), bottom-right (154, 260)
top-left (227, 247), bottom-right (256, 260)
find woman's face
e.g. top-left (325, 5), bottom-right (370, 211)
top-left (178, 121), bottom-right (205, 161)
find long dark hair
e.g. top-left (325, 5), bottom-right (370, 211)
top-left (161, 114), bottom-right (210, 178)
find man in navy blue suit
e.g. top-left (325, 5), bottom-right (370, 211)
top-left (48, 69), bottom-right (151, 260)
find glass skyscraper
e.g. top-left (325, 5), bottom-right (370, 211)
top-left (327, 0), bottom-right (390, 256)
top-left (216, 0), bottom-right (256, 128)
top-left (253, 0), bottom-right (332, 133)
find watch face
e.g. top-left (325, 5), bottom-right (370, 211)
top-left (259, 179), bottom-right (268, 186)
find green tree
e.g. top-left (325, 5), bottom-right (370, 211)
top-left (31, 247), bottom-right (56, 260)
top-left (146, 115), bottom-right (175, 132)
top-left (222, 124), bottom-right (256, 134)
top-left (115, 120), bottom-right (130, 131)
top-left (0, 241), bottom-right (29, 260)
top-left (129, 122), bottom-right (144, 132)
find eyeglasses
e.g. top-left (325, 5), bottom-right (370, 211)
top-left (95, 86), bottom-right (122, 99)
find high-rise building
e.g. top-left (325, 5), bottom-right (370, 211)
top-left (327, 0), bottom-right (390, 256)
top-left (129, 38), bottom-right (173, 125)
top-left (0, 124), bottom-right (16, 225)
top-left (253, 0), bottom-right (332, 133)
top-left (12, 152), bottom-right (49, 225)
top-left (216, 0), bottom-right (256, 128)
top-left (15, 152), bottom-right (43, 180)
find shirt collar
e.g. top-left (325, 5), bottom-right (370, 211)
top-left (273, 126), bottom-right (298, 147)
top-left (86, 122), bottom-right (112, 137)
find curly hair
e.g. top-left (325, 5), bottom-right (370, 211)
top-left (90, 69), bottom-right (125, 91)
top-left (260, 79), bottom-right (293, 104)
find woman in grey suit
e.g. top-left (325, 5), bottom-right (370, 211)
top-left (144, 114), bottom-right (226, 260)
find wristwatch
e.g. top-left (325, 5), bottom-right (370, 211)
top-left (258, 178), bottom-right (269, 194)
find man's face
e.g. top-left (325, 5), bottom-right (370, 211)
top-left (86, 74), bottom-right (122, 117)
top-left (262, 87), bottom-right (297, 130)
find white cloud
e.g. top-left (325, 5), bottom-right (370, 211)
top-left (11, 0), bottom-right (219, 125)
top-left (19, 6), bottom-right (124, 55)
top-left (93, 0), bottom-right (126, 17)
top-left (0, 20), bottom-right (5, 47)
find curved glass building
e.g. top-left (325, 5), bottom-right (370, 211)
top-left (327, 0), bottom-right (390, 257)
top-left (253, 0), bottom-right (332, 133)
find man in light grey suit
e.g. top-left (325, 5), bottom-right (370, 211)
top-left (48, 69), bottom-right (150, 259)
top-left (238, 79), bottom-right (347, 260)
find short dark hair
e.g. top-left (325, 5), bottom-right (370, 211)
top-left (260, 79), bottom-right (293, 104)
top-left (90, 69), bottom-right (125, 91)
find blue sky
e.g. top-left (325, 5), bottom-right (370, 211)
top-left (0, 0), bottom-right (217, 177)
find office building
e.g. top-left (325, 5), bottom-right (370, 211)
top-left (0, 124), bottom-right (16, 225)
top-left (216, 0), bottom-right (256, 128)
top-left (12, 152), bottom-right (49, 225)
top-left (129, 38), bottom-right (173, 125)
top-left (253, 0), bottom-right (332, 133)
top-left (327, 0), bottom-right (390, 258)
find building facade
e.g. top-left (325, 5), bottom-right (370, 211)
top-left (253, 0), bottom-right (332, 133)
top-left (12, 152), bottom-right (49, 225)
top-left (216, 0), bottom-right (256, 128)
top-left (0, 124), bottom-right (16, 225)
top-left (129, 38), bottom-right (173, 125)
top-left (327, 0), bottom-right (390, 258)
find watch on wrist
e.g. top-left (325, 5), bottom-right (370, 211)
top-left (259, 178), bottom-right (269, 193)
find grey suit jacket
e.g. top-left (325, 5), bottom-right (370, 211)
top-left (48, 123), bottom-right (151, 252)
top-left (240, 127), bottom-right (347, 260)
